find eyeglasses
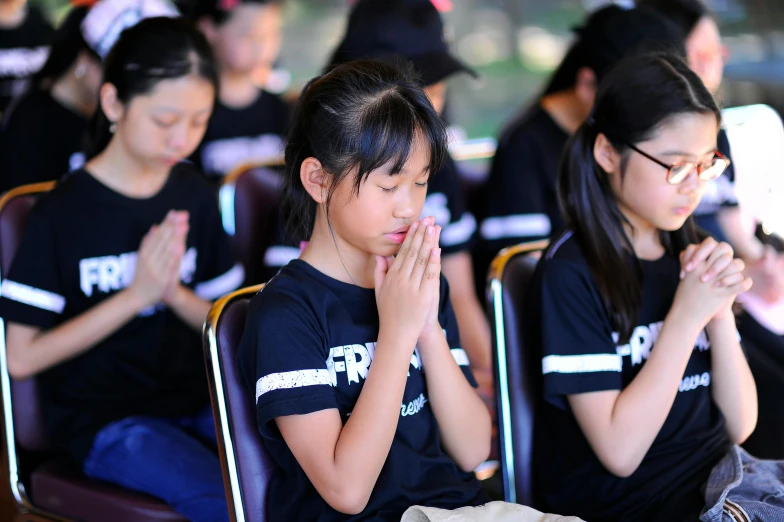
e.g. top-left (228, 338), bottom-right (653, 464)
top-left (621, 140), bottom-right (731, 185)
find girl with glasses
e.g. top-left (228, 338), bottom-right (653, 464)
top-left (527, 53), bottom-right (784, 521)
top-left (640, 0), bottom-right (784, 461)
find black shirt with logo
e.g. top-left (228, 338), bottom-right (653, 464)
top-left (192, 90), bottom-right (289, 182)
top-left (0, 87), bottom-right (87, 193)
top-left (0, 6), bottom-right (53, 113)
top-left (526, 231), bottom-right (730, 522)
top-left (0, 164), bottom-right (244, 465)
top-left (238, 260), bottom-right (488, 521)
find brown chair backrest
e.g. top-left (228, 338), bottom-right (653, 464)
top-left (486, 240), bottom-right (547, 507)
top-left (204, 285), bottom-right (276, 522)
top-left (220, 166), bottom-right (284, 286)
top-left (0, 182), bottom-right (56, 454)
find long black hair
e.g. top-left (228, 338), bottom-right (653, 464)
top-left (543, 5), bottom-right (686, 95)
top-left (636, 0), bottom-right (710, 37)
top-left (31, 6), bottom-right (97, 90)
top-left (86, 16), bottom-right (218, 159)
top-left (282, 58), bottom-right (447, 242)
top-left (558, 53), bottom-right (720, 343)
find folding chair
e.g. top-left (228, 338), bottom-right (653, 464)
top-left (203, 285), bottom-right (275, 522)
top-left (486, 240), bottom-right (548, 507)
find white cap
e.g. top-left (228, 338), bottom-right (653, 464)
top-left (82, 0), bottom-right (180, 59)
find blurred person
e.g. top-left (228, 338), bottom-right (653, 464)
top-left (474, 5), bottom-right (686, 285)
top-left (0, 0), bottom-right (53, 114)
top-left (0, 16), bottom-right (241, 522)
top-left (0, 5), bottom-right (98, 193)
top-left (0, 0), bottom-right (183, 193)
top-left (190, 0), bottom-right (288, 183)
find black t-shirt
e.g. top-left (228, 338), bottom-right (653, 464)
top-left (260, 155), bottom-right (476, 281)
top-left (472, 104), bottom-right (569, 287)
top-left (0, 7), bottom-right (53, 113)
top-left (478, 104), bottom-right (569, 249)
top-left (0, 164), bottom-right (243, 464)
top-left (238, 260), bottom-right (488, 521)
top-left (692, 129), bottom-right (738, 243)
top-left (0, 87), bottom-right (87, 193)
top-left (192, 90), bottom-right (289, 181)
top-left (526, 231), bottom-right (730, 522)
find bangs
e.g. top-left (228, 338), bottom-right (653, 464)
top-left (346, 89), bottom-right (447, 191)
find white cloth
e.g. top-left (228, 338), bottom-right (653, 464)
top-left (81, 0), bottom-right (179, 58)
top-left (401, 501), bottom-right (585, 522)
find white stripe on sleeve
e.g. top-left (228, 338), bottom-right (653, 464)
top-left (194, 263), bottom-right (245, 301)
top-left (1, 280), bottom-right (66, 314)
top-left (542, 353), bottom-right (622, 374)
top-left (440, 213), bottom-right (477, 247)
top-left (263, 246), bottom-right (301, 268)
top-left (480, 213), bottom-right (551, 241)
top-left (450, 348), bottom-right (470, 367)
top-left (255, 369), bottom-right (332, 402)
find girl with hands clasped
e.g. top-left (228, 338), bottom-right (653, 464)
top-left (237, 59), bottom-right (491, 521)
top-left (238, 60), bottom-right (579, 522)
top-left (528, 53), bottom-right (784, 522)
top-left (0, 18), bottom-right (244, 522)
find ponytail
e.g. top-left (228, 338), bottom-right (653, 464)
top-left (558, 122), bottom-right (643, 339)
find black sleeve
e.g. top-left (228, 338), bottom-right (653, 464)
top-left (239, 288), bottom-right (339, 439)
top-left (438, 275), bottom-right (478, 387)
top-left (537, 259), bottom-right (622, 409)
top-left (479, 131), bottom-right (553, 251)
top-left (0, 202), bottom-right (65, 329)
top-left (424, 157), bottom-right (476, 256)
top-left (0, 103), bottom-right (61, 191)
top-left (713, 129), bottom-right (738, 209)
top-left (191, 190), bottom-right (245, 300)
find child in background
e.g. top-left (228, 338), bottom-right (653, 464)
top-left (190, 0), bottom-right (288, 182)
top-left (0, 0), bottom-right (52, 113)
top-left (0, 0), bottom-right (174, 192)
top-left (474, 4), bottom-right (684, 283)
top-left (0, 17), bottom-right (242, 522)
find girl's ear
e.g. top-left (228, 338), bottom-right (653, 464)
top-left (300, 157), bottom-right (329, 203)
top-left (594, 132), bottom-right (621, 176)
top-left (99, 83), bottom-right (124, 126)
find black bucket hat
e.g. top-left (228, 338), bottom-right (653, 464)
top-left (326, 0), bottom-right (478, 87)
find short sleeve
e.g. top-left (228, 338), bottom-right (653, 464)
top-left (0, 102), bottom-right (60, 192)
top-left (538, 260), bottom-right (622, 409)
top-left (424, 157), bottom-right (476, 256)
top-left (238, 288), bottom-right (339, 439)
top-left (479, 132), bottom-right (553, 250)
top-left (0, 204), bottom-right (65, 329)
top-left (438, 275), bottom-right (478, 388)
top-left (261, 208), bottom-right (301, 277)
top-left (191, 193), bottom-right (245, 300)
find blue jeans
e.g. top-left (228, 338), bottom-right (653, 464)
top-left (83, 406), bottom-right (229, 522)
